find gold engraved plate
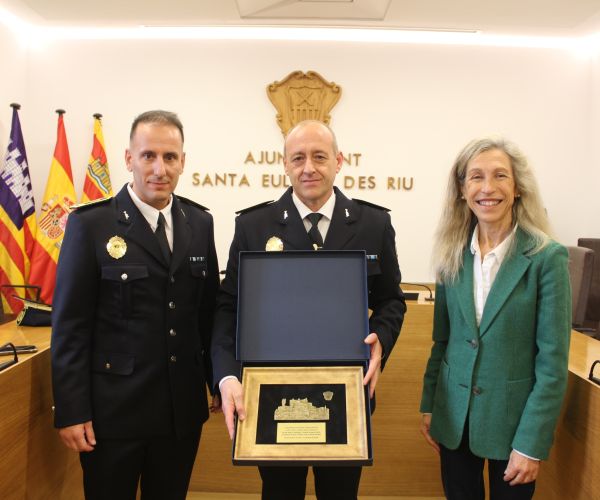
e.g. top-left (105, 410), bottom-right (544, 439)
top-left (107, 236), bottom-right (127, 259)
top-left (277, 422), bottom-right (326, 443)
top-left (265, 236), bottom-right (284, 252)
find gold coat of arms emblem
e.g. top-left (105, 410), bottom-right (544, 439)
top-left (267, 71), bottom-right (342, 134)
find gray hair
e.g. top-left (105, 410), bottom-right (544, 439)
top-left (432, 136), bottom-right (552, 283)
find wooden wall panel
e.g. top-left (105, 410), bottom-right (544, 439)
top-left (0, 324), bottom-right (83, 500)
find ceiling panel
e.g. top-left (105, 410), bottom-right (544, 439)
top-left (237, 0), bottom-right (390, 20)
top-left (5, 0), bottom-right (600, 36)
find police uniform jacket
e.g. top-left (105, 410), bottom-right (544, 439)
top-left (51, 184), bottom-right (219, 439)
top-left (211, 187), bottom-right (406, 386)
top-left (420, 229), bottom-right (571, 460)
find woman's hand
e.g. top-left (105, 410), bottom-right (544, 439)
top-left (420, 413), bottom-right (440, 454)
top-left (504, 450), bottom-right (540, 485)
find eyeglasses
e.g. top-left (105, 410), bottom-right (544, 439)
top-left (0, 342), bottom-right (18, 372)
top-left (590, 360), bottom-right (600, 386)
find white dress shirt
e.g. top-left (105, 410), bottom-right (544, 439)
top-left (127, 183), bottom-right (174, 251)
top-left (470, 224), bottom-right (516, 327)
top-left (292, 189), bottom-right (336, 244)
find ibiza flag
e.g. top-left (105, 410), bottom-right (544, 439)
top-left (0, 104), bottom-right (37, 314)
top-left (28, 110), bottom-right (76, 304)
top-left (81, 113), bottom-right (112, 202)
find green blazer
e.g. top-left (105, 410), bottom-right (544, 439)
top-left (420, 229), bottom-right (571, 460)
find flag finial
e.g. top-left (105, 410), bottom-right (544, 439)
top-left (93, 113), bottom-right (103, 119)
top-left (55, 109), bottom-right (66, 115)
top-left (10, 103), bottom-right (21, 110)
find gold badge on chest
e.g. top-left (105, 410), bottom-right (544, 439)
top-left (265, 236), bottom-right (284, 252)
top-left (107, 236), bottom-right (127, 259)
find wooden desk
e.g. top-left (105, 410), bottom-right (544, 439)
top-left (535, 331), bottom-right (600, 500)
top-left (0, 322), bottom-right (82, 500)
top-left (2, 303), bottom-right (597, 499)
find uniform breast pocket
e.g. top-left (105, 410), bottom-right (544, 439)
top-left (101, 265), bottom-right (149, 318)
top-left (92, 351), bottom-right (135, 376)
top-left (189, 259), bottom-right (208, 301)
top-left (190, 261), bottom-right (208, 279)
top-left (367, 260), bottom-right (381, 277)
top-left (366, 259), bottom-right (381, 292)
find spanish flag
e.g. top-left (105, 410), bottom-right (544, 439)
top-left (28, 110), bottom-right (76, 305)
top-left (0, 104), bottom-right (38, 314)
top-left (81, 113), bottom-right (112, 202)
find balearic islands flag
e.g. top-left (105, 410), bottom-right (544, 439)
top-left (81, 113), bottom-right (112, 202)
top-left (0, 104), bottom-right (38, 314)
top-left (28, 110), bottom-right (76, 304)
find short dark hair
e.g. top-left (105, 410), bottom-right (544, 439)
top-left (130, 110), bottom-right (184, 143)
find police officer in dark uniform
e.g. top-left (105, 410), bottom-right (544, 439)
top-left (51, 110), bottom-right (219, 500)
top-left (211, 120), bottom-right (406, 499)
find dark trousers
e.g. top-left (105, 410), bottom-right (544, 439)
top-left (259, 465), bottom-right (362, 500)
top-left (439, 424), bottom-right (535, 500)
top-left (79, 431), bottom-right (201, 500)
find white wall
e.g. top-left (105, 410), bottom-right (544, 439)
top-left (0, 22), bottom-right (28, 153)
top-left (2, 33), bottom-right (598, 280)
top-left (588, 51), bottom-right (600, 242)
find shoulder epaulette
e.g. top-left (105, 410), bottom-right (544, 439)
top-left (177, 195), bottom-right (209, 211)
top-left (235, 200), bottom-right (274, 216)
top-left (352, 198), bottom-right (391, 212)
top-left (70, 197), bottom-right (112, 210)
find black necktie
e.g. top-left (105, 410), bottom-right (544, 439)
top-left (306, 213), bottom-right (324, 249)
top-left (155, 212), bottom-right (171, 263)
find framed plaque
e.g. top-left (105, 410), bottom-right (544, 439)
top-left (233, 365), bottom-right (371, 465)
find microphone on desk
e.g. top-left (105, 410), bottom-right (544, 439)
top-left (0, 344), bottom-right (37, 355)
top-left (0, 342), bottom-right (18, 372)
top-left (400, 282), bottom-right (435, 302)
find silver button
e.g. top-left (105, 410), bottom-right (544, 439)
top-left (169, 329), bottom-right (176, 336)
top-left (121, 273), bottom-right (128, 281)
top-left (169, 301), bottom-right (175, 309)
top-left (105, 362), bottom-right (111, 370)
top-left (170, 355), bottom-right (177, 362)
top-left (170, 276), bottom-right (175, 283)
top-left (202, 270), bottom-right (206, 278)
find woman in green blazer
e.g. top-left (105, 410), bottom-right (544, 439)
top-left (420, 137), bottom-right (571, 500)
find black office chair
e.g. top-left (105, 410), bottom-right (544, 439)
top-left (567, 246), bottom-right (594, 330)
top-left (578, 238), bottom-right (600, 339)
